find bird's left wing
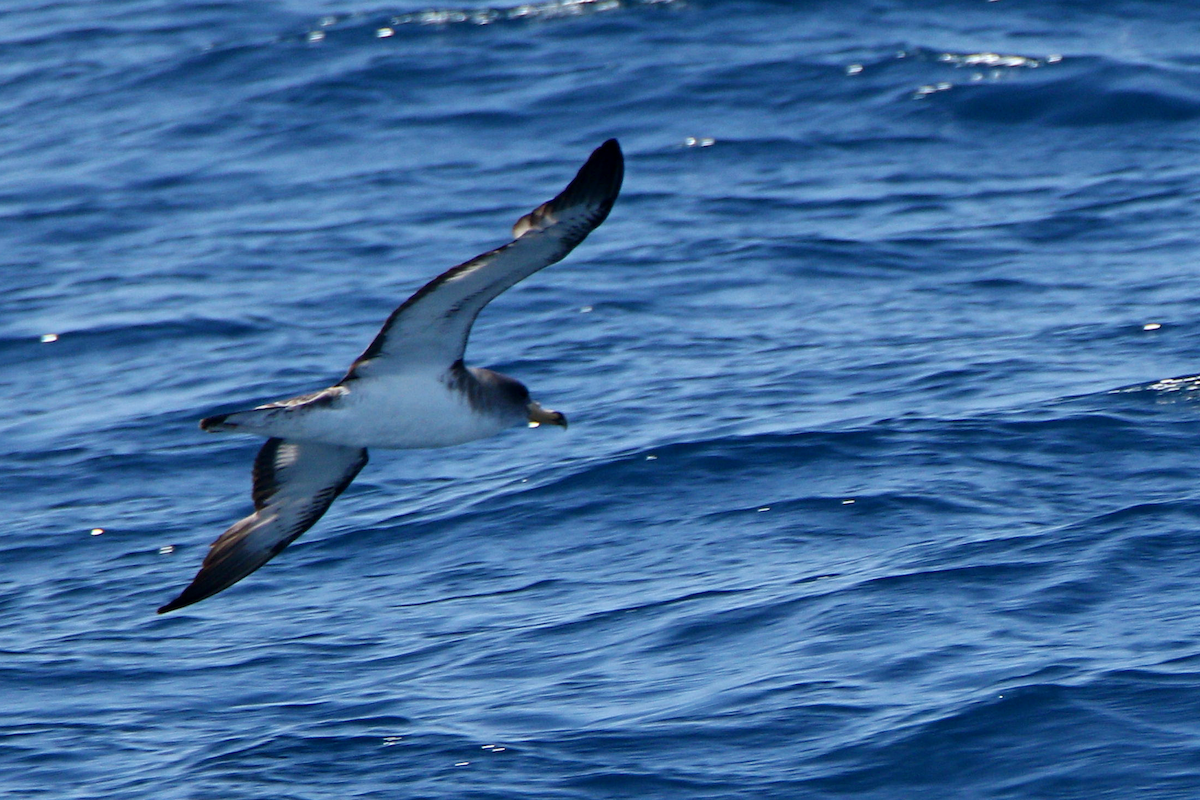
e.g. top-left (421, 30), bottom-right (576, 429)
top-left (342, 139), bottom-right (623, 380)
top-left (158, 438), bottom-right (368, 613)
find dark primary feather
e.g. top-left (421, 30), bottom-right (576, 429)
top-left (162, 140), bottom-right (622, 612)
top-left (157, 439), bottom-right (368, 613)
top-left (343, 139), bottom-right (623, 379)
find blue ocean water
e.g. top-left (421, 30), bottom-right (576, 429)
top-left (5, 0), bottom-right (1200, 796)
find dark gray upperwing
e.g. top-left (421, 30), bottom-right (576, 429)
top-left (158, 438), bottom-right (367, 613)
top-left (342, 139), bottom-right (623, 380)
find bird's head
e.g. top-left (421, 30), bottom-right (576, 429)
top-left (462, 366), bottom-right (568, 430)
top-left (527, 401), bottom-right (568, 429)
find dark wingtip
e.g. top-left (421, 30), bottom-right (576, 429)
top-left (510, 138), bottom-right (624, 240)
top-left (574, 138), bottom-right (624, 208)
top-left (156, 571), bottom-right (226, 614)
top-left (157, 594), bottom-right (190, 614)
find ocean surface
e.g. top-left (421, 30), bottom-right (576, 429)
top-left (5, 0), bottom-right (1200, 797)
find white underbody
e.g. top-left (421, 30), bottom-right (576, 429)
top-left (226, 368), bottom-right (521, 449)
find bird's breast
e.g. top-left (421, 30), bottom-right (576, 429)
top-left (290, 373), bottom-right (518, 449)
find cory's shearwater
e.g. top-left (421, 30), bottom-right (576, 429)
top-left (158, 139), bottom-right (623, 613)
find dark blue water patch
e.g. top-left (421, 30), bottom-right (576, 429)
top-left (808, 672), bottom-right (1200, 799)
top-left (1045, 499), bottom-right (1200, 570)
top-left (7, 317), bottom-right (265, 351)
top-left (702, 489), bottom-right (980, 522)
top-left (126, 38), bottom-right (298, 93)
top-left (683, 58), bottom-right (863, 107)
top-left (0, 449), bottom-right (186, 510)
top-left (934, 57), bottom-right (1200, 126)
top-left (293, 405), bottom-right (1181, 602)
top-left (1112, 373), bottom-right (1200, 402)
top-left (301, 0), bottom-right (683, 39)
top-left (8, 0), bottom-right (1200, 797)
top-left (952, 275), bottom-right (1089, 295)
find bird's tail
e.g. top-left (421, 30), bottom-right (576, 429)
top-left (199, 409), bottom-right (262, 433)
top-left (200, 386), bottom-right (347, 434)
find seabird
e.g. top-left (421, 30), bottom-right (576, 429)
top-left (158, 139), bottom-right (623, 614)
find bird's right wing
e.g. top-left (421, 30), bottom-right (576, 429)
top-left (158, 438), bottom-right (368, 613)
top-left (341, 139), bottom-right (623, 380)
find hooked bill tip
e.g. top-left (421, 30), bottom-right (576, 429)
top-left (528, 403), bottom-right (568, 429)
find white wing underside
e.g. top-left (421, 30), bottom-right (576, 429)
top-left (343, 139), bottom-right (624, 379)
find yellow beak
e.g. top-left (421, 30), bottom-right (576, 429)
top-left (528, 402), bottom-right (568, 429)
